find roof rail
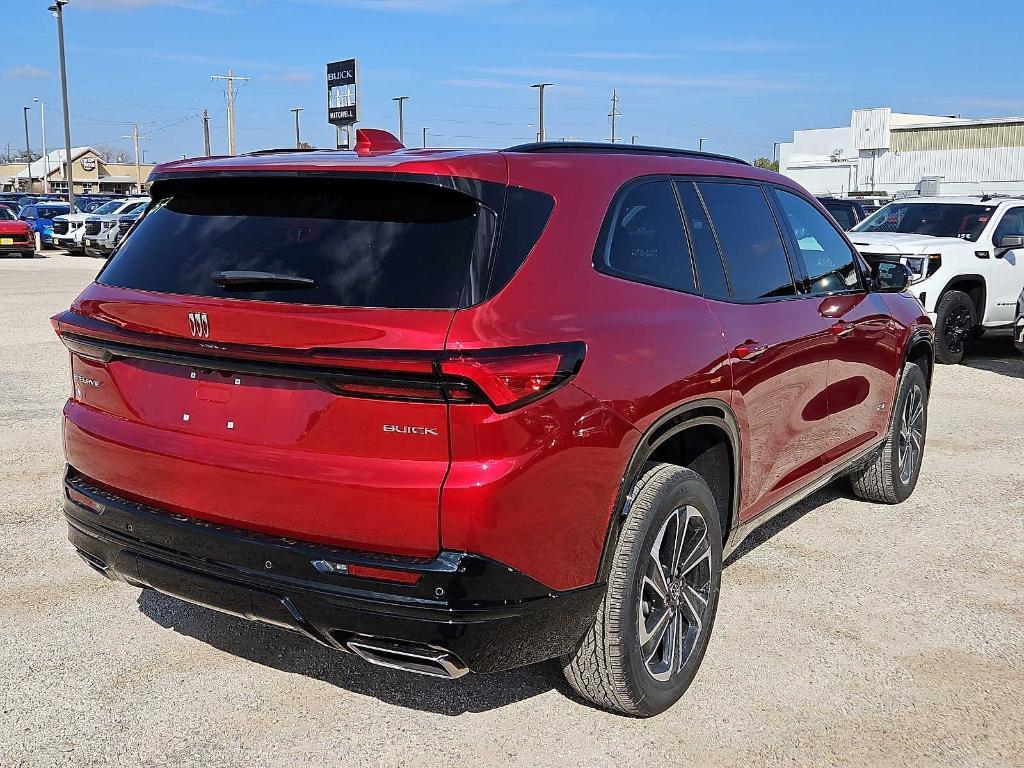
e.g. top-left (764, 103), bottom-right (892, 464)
top-left (977, 192), bottom-right (1024, 202)
top-left (240, 147), bottom-right (322, 157)
top-left (504, 141), bottom-right (749, 166)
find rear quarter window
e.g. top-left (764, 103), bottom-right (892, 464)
top-left (594, 179), bottom-right (696, 293)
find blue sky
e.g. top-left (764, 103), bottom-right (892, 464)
top-left (3, 0), bottom-right (1023, 163)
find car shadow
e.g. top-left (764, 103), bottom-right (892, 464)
top-left (963, 337), bottom-right (1023, 379)
top-left (724, 481), bottom-right (851, 566)
top-left (135, 589), bottom-right (576, 715)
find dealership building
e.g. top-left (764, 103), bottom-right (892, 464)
top-left (779, 107), bottom-right (1024, 197)
top-left (0, 146), bottom-right (156, 196)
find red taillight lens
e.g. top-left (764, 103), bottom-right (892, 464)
top-left (346, 564), bottom-right (421, 585)
top-left (440, 342), bottom-right (585, 412)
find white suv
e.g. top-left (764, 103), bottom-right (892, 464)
top-left (52, 198), bottom-right (147, 255)
top-left (849, 196), bottom-right (1024, 363)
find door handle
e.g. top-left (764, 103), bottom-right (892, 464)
top-left (733, 341), bottom-right (769, 361)
top-left (830, 321), bottom-right (855, 338)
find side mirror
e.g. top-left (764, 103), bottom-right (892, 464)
top-left (995, 234), bottom-right (1024, 258)
top-left (872, 261), bottom-right (911, 293)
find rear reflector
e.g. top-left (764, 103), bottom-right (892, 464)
top-left (347, 564), bottom-right (421, 585)
top-left (67, 487), bottom-right (104, 514)
top-left (439, 342), bottom-right (585, 412)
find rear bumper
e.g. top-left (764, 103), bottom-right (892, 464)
top-left (63, 468), bottom-right (603, 674)
top-left (0, 242), bottom-right (32, 253)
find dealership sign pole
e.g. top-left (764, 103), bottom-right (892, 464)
top-left (327, 59), bottom-right (358, 149)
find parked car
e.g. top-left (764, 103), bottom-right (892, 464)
top-left (53, 133), bottom-right (933, 717)
top-left (19, 202), bottom-right (72, 249)
top-left (1015, 287), bottom-right (1024, 356)
top-left (83, 200), bottom-right (149, 257)
top-left (75, 195), bottom-right (117, 213)
top-left (54, 198), bottom-right (147, 255)
top-left (849, 195), bottom-right (1024, 363)
top-left (0, 204), bottom-right (34, 258)
top-left (816, 196), bottom-right (867, 230)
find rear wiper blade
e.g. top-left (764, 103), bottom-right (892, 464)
top-left (212, 270), bottom-right (316, 289)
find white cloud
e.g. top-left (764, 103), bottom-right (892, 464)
top-left (290, 0), bottom-right (514, 11)
top-left (270, 72), bottom-right (314, 82)
top-left (479, 66), bottom-right (814, 92)
top-left (551, 52), bottom-right (690, 61)
top-left (439, 78), bottom-right (527, 91)
top-left (5, 65), bottom-right (54, 80)
top-left (75, 0), bottom-right (230, 12)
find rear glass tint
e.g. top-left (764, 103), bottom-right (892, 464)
top-left (99, 178), bottom-right (496, 309)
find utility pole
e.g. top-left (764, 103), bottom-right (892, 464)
top-left (392, 97), bottom-right (409, 145)
top-left (422, 127), bottom-right (429, 148)
top-left (49, 1), bottom-right (74, 206)
top-left (530, 83), bottom-right (553, 142)
top-left (608, 90), bottom-right (621, 144)
top-left (33, 98), bottom-right (49, 193)
top-left (699, 137), bottom-right (708, 151)
top-left (122, 124), bottom-right (143, 194)
top-left (202, 109), bottom-right (211, 155)
top-left (22, 106), bottom-right (32, 193)
top-left (211, 69), bottom-right (250, 155)
top-left (290, 107), bottom-right (303, 148)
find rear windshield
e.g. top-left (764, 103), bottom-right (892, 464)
top-left (98, 178), bottom-right (498, 309)
top-left (853, 202), bottom-right (995, 242)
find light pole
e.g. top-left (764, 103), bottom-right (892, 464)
top-left (630, 135), bottom-right (638, 145)
top-left (698, 137), bottom-right (708, 151)
top-left (772, 141), bottom-right (781, 166)
top-left (392, 97), bottom-right (409, 145)
top-left (422, 126), bottom-right (429, 148)
top-left (530, 83), bottom-right (553, 142)
top-left (22, 106), bottom-right (33, 193)
top-left (290, 107), bottom-right (303, 148)
top-left (49, 1), bottom-right (74, 207)
top-left (33, 98), bottom-right (49, 193)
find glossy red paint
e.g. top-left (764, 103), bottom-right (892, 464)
top-left (55, 141), bottom-right (932, 591)
top-left (0, 219), bottom-right (32, 237)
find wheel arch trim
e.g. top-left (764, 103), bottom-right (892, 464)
top-left (595, 397), bottom-right (742, 584)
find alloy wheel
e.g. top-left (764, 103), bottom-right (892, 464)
top-left (898, 383), bottom-right (925, 484)
top-left (638, 505), bottom-right (713, 682)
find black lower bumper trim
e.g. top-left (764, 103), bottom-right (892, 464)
top-left (64, 469), bottom-right (603, 674)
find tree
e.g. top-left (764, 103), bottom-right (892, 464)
top-left (94, 144), bottom-right (131, 163)
top-left (7, 149), bottom-right (42, 164)
top-left (753, 157), bottom-right (779, 172)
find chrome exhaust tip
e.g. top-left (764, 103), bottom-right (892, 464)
top-left (346, 638), bottom-right (469, 679)
top-left (76, 549), bottom-right (111, 577)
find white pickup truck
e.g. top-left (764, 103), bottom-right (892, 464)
top-left (849, 196), bottom-right (1024, 363)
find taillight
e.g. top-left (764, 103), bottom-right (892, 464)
top-left (439, 342), bottom-right (585, 412)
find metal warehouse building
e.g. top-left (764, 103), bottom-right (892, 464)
top-left (780, 107), bottom-right (1024, 197)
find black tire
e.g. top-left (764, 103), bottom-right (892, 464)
top-left (562, 463), bottom-right (722, 717)
top-left (850, 363), bottom-right (928, 504)
top-left (934, 290), bottom-right (976, 364)
top-left (21, 251), bottom-right (34, 259)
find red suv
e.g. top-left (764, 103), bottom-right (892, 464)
top-left (54, 131), bottom-right (933, 716)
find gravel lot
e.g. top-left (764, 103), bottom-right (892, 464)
top-left (1, 251), bottom-right (1022, 768)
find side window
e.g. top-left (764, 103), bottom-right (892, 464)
top-left (696, 182), bottom-right (796, 301)
top-left (774, 189), bottom-right (863, 295)
top-left (675, 181), bottom-right (729, 300)
top-left (993, 207), bottom-right (1024, 243)
top-left (21, 206), bottom-right (35, 219)
top-left (825, 203), bottom-right (855, 231)
top-left (597, 180), bottom-right (695, 293)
